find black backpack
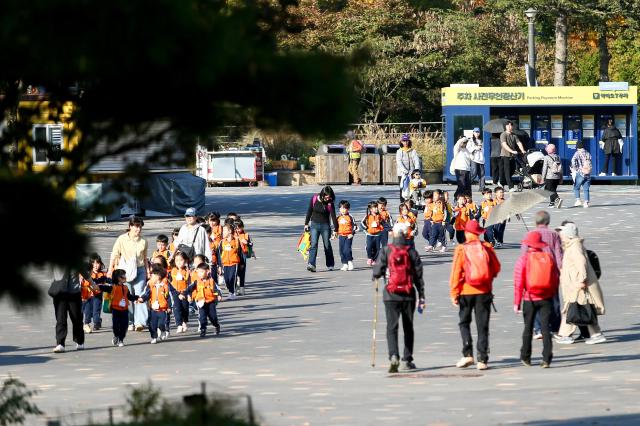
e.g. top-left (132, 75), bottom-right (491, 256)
top-left (586, 249), bottom-right (601, 279)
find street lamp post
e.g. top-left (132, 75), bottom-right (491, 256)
top-left (525, 8), bottom-right (538, 86)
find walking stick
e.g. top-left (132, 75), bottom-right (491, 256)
top-left (371, 278), bottom-right (379, 367)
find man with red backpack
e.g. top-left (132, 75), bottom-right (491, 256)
top-left (514, 231), bottom-right (559, 368)
top-left (372, 223), bottom-right (425, 373)
top-left (449, 220), bottom-right (501, 371)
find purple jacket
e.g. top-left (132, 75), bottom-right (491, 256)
top-left (519, 225), bottom-right (563, 269)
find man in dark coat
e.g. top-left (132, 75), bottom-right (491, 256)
top-left (372, 223), bottom-right (426, 373)
top-left (600, 119), bottom-right (623, 176)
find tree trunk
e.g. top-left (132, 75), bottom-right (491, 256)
top-left (598, 29), bottom-right (610, 82)
top-left (553, 12), bottom-right (568, 86)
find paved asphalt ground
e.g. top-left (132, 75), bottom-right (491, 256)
top-left (2, 184), bottom-right (640, 425)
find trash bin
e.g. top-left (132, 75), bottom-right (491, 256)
top-left (381, 144), bottom-right (400, 184)
top-left (356, 144), bottom-right (381, 184)
top-left (315, 144), bottom-right (349, 184)
top-left (265, 172), bottom-right (278, 186)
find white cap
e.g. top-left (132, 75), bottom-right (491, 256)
top-left (392, 222), bottom-right (409, 236)
top-left (556, 222), bottom-right (579, 239)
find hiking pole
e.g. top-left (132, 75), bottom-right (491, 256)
top-left (515, 214), bottom-right (529, 231)
top-left (371, 278), bottom-right (379, 367)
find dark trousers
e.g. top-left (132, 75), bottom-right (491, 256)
top-left (173, 298), bottom-right (189, 325)
top-left (149, 310), bottom-right (167, 339)
top-left (446, 223), bottom-right (455, 240)
top-left (490, 157), bottom-right (501, 186)
top-left (493, 221), bottom-right (506, 243)
top-left (604, 153), bottom-right (621, 174)
top-left (199, 302), bottom-right (219, 331)
top-left (470, 161), bottom-right (486, 191)
top-left (544, 179), bottom-right (560, 203)
top-left (53, 292), bottom-right (84, 346)
top-left (458, 293), bottom-right (492, 362)
top-left (238, 260), bottom-right (246, 288)
top-left (366, 234), bottom-right (380, 261)
top-left (112, 309), bottom-right (129, 342)
top-left (384, 299), bottom-right (415, 362)
top-left (455, 230), bottom-right (466, 244)
top-left (454, 169), bottom-right (471, 198)
top-left (428, 223), bottom-right (445, 247)
top-left (379, 229), bottom-right (390, 249)
top-left (521, 299), bottom-right (553, 364)
top-left (421, 220), bottom-right (431, 241)
top-left (338, 235), bottom-right (353, 263)
top-left (82, 295), bottom-right (102, 326)
top-left (223, 265), bottom-right (238, 294)
top-left (483, 223), bottom-right (495, 244)
top-left (534, 293), bottom-right (561, 333)
top-left (500, 157), bottom-right (514, 189)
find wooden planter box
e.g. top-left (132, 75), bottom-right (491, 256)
top-left (271, 160), bottom-right (298, 170)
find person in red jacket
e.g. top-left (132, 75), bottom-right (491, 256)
top-left (449, 220), bottom-right (501, 371)
top-left (514, 232), bottom-right (559, 368)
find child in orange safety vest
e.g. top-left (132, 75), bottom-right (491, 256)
top-left (235, 219), bottom-right (253, 296)
top-left (81, 253), bottom-right (107, 333)
top-left (98, 269), bottom-right (139, 347)
top-left (182, 262), bottom-right (221, 337)
top-left (169, 251), bottom-right (191, 333)
top-left (152, 234), bottom-right (171, 261)
top-left (480, 188), bottom-right (497, 246)
top-left (137, 264), bottom-right (180, 344)
top-left (361, 200), bottom-right (384, 266)
top-left (425, 189), bottom-right (448, 252)
top-left (397, 203), bottom-right (418, 249)
top-left (337, 200), bottom-right (357, 271)
top-left (217, 224), bottom-right (243, 300)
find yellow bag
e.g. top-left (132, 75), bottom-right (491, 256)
top-left (297, 231), bottom-right (311, 261)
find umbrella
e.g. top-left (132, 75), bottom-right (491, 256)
top-left (483, 118), bottom-right (509, 133)
top-left (512, 128), bottom-right (532, 150)
top-left (485, 189), bottom-right (552, 228)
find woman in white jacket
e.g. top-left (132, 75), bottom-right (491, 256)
top-left (450, 136), bottom-right (472, 198)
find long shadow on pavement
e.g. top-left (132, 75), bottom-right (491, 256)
top-left (525, 413), bottom-right (640, 425)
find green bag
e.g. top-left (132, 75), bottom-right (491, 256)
top-left (102, 290), bottom-right (112, 314)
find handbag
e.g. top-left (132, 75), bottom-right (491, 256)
top-left (177, 227), bottom-right (200, 260)
top-left (117, 256), bottom-right (138, 282)
top-left (566, 289), bottom-right (598, 326)
top-left (102, 290), bottom-right (112, 314)
top-left (48, 278), bottom-right (68, 297)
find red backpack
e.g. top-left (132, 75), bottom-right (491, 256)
top-left (386, 244), bottom-right (413, 295)
top-left (463, 240), bottom-right (491, 286)
top-left (525, 251), bottom-right (559, 298)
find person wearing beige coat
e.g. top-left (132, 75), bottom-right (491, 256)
top-left (555, 222), bottom-right (606, 345)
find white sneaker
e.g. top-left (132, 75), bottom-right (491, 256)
top-left (328, 266), bottom-right (334, 271)
top-left (83, 324), bottom-right (92, 333)
top-left (76, 343), bottom-right (84, 351)
top-left (340, 264), bottom-right (348, 271)
top-left (229, 293), bottom-right (237, 300)
top-left (128, 324), bottom-right (135, 331)
top-left (574, 199), bottom-right (582, 207)
top-left (182, 323), bottom-right (188, 333)
top-left (439, 246), bottom-right (446, 253)
top-left (585, 333), bottom-right (607, 344)
top-left (583, 201), bottom-right (589, 208)
top-left (53, 344), bottom-right (65, 353)
top-left (509, 188), bottom-right (517, 192)
top-left (150, 338), bottom-right (157, 344)
top-left (612, 173), bottom-right (617, 176)
top-left (555, 198), bottom-right (563, 209)
top-left (176, 325), bottom-right (183, 333)
top-left (118, 341), bottom-right (125, 347)
top-left (424, 245), bottom-right (433, 252)
top-left (598, 172), bottom-right (606, 176)
top-left (556, 336), bottom-right (575, 345)
top-left (435, 241), bottom-right (442, 248)
top-left (347, 261), bottom-right (354, 271)
top-left (161, 331), bottom-right (169, 341)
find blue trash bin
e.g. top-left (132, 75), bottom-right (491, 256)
top-left (265, 172), bottom-right (278, 186)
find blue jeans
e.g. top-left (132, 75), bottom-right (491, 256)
top-left (429, 223), bottom-right (445, 247)
top-left (82, 295), bottom-right (102, 326)
top-left (574, 174), bottom-right (591, 202)
top-left (338, 235), bottom-right (353, 264)
top-left (493, 221), bottom-right (506, 244)
top-left (308, 222), bottom-right (334, 268)
top-left (149, 310), bottom-right (167, 339)
top-left (366, 234), bottom-right (381, 261)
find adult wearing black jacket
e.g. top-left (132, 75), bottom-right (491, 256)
top-left (600, 119), bottom-right (623, 176)
top-left (372, 223), bottom-right (426, 373)
top-left (304, 186), bottom-right (339, 272)
top-left (489, 133), bottom-right (503, 187)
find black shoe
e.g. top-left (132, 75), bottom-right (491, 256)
top-left (388, 355), bottom-right (400, 373)
top-left (200, 330), bottom-right (206, 338)
top-left (306, 264), bottom-right (316, 273)
top-left (215, 324), bottom-right (221, 335)
top-left (574, 334), bottom-right (588, 342)
top-left (521, 359), bottom-right (531, 367)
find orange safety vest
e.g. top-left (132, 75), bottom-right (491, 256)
top-left (220, 238), bottom-right (241, 266)
top-left (194, 278), bottom-right (219, 303)
top-left (149, 280), bottom-right (170, 311)
top-left (81, 271), bottom-right (103, 300)
top-left (481, 199), bottom-right (497, 220)
top-left (337, 214), bottom-right (355, 236)
top-left (152, 249), bottom-right (170, 260)
top-left (366, 214), bottom-right (383, 235)
top-left (431, 200), bottom-right (446, 223)
top-left (237, 232), bottom-right (251, 254)
top-left (454, 205), bottom-right (469, 231)
top-left (212, 225), bottom-right (222, 243)
top-left (170, 267), bottom-right (190, 292)
top-left (111, 284), bottom-right (130, 311)
top-left (397, 215), bottom-right (416, 239)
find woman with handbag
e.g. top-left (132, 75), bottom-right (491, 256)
top-left (554, 222), bottom-right (606, 345)
top-left (108, 215), bottom-right (150, 331)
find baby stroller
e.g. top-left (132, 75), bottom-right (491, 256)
top-left (514, 149), bottom-right (545, 191)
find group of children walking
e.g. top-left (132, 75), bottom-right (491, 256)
top-left (79, 211), bottom-right (254, 347)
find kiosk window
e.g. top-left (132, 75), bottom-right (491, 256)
top-left (453, 115), bottom-right (482, 138)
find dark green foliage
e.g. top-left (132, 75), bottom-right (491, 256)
top-left (0, 377), bottom-right (42, 426)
